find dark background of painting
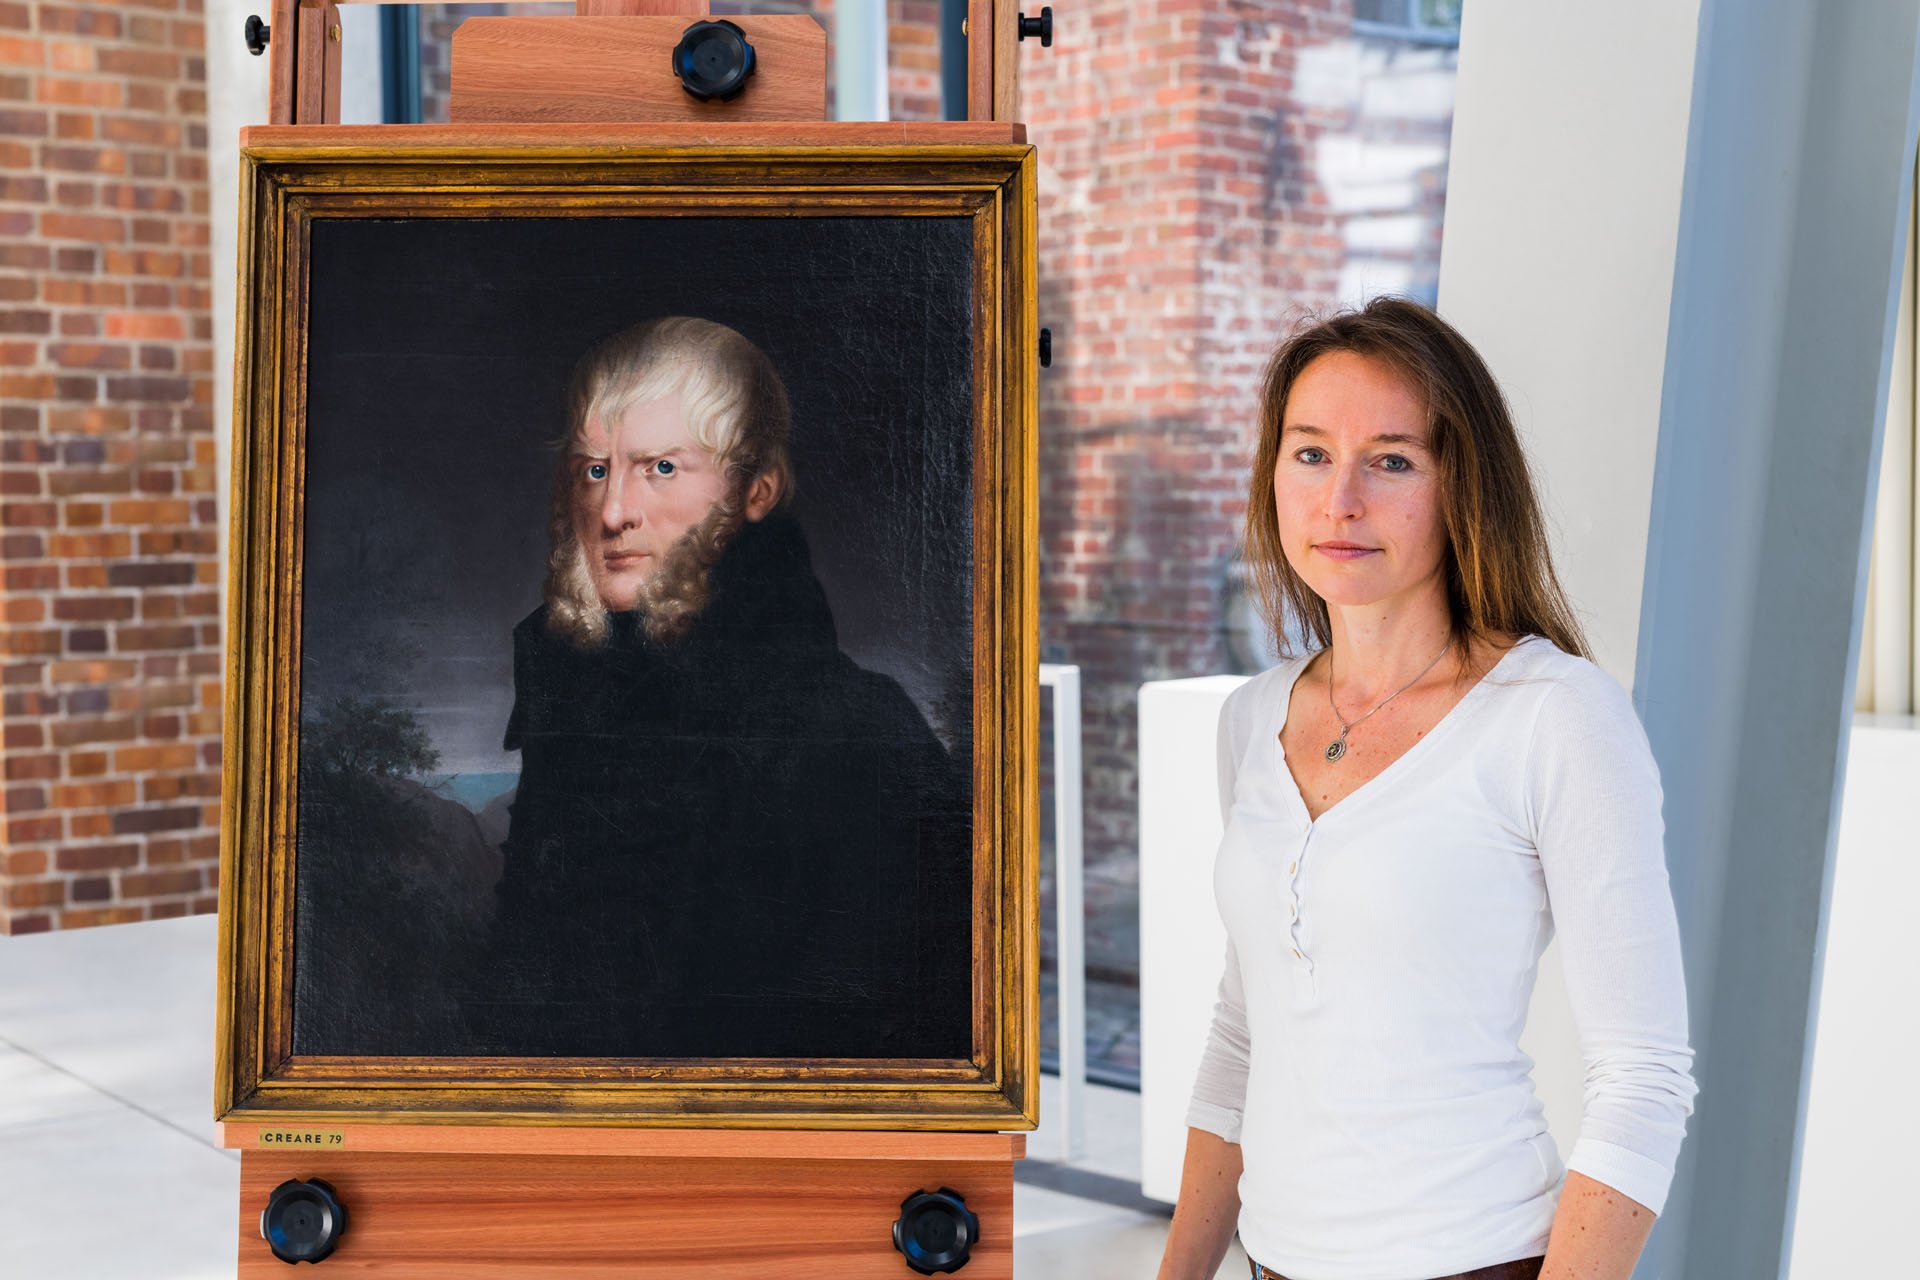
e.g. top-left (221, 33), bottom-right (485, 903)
top-left (290, 215), bottom-right (977, 1058)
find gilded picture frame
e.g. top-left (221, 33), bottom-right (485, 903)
top-left (216, 128), bottom-right (1038, 1130)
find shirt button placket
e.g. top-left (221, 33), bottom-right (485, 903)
top-left (1288, 828), bottom-right (1312, 968)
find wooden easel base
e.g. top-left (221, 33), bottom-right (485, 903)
top-left (228, 1127), bottom-right (1022, 1277)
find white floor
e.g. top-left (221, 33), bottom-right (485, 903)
top-left (0, 914), bottom-right (1248, 1279)
top-left (0, 915), bottom-right (240, 1279)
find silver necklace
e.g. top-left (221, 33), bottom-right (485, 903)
top-left (1318, 638), bottom-right (1451, 763)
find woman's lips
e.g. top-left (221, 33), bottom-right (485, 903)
top-left (1315, 543), bottom-right (1377, 561)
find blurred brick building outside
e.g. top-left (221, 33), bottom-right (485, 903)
top-left (1, 0), bottom-right (220, 934)
top-left (0, 0), bottom-right (1453, 1055)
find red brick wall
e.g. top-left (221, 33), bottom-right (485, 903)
top-left (1021, 1), bottom-right (1455, 874)
top-left (887, 0), bottom-right (941, 120)
top-left (0, 0), bottom-right (220, 935)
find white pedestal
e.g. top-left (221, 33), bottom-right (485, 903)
top-left (1137, 675), bottom-right (1248, 1204)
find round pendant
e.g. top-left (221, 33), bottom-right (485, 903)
top-left (1324, 738), bottom-right (1346, 763)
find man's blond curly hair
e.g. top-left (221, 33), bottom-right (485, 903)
top-left (543, 317), bottom-right (795, 649)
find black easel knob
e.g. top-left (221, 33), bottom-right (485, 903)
top-left (1018, 7), bottom-right (1053, 47)
top-left (672, 20), bottom-right (758, 103)
top-left (892, 1187), bottom-right (978, 1274)
top-left (260, 1178), bottom-right (348, 1264)
top-left (1039, 327), bottom-right (1052, 368)
top-left (244, 14), bottom-right (270, 56)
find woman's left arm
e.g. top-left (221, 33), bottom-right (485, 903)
top-left (1525, 668), bottom-right (1699, 1278)
top-left (1537, 1171), bottom-right (1655, 1280)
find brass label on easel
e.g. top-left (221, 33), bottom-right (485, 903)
top-left (258, 1129), bottom-right (345, 1148)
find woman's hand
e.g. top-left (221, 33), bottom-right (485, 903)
top-left (1156, 1127), bottom-right (1244, 1280)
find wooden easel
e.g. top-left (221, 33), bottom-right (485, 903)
top-left (223, 2), bottom-right (1032, 1274)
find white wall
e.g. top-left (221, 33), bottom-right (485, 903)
top-left (1788, 721), bottom-right (1920, 1275)
top-left (1437, 4), bottom-right (1703, 683)
top-left (1434, 0), bottom-right (1706, 1174)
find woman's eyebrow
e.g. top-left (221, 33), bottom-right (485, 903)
top-left (1283, 423), bottom-right (1430, 448)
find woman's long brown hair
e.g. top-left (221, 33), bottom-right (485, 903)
top-left (1245, 297), bottom-right (1592, 668)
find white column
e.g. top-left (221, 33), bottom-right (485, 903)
top-left (336, 2), bottom-right (383, 126)
top-left (202, 0), bottom-right (273, 605)
top-left (833, 0), bottom-right (890, 122)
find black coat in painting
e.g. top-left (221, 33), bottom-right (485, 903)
top-left (477, 514), bottom-right (972, 1059)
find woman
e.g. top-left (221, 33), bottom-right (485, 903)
top-left (1157, 300), bottom-right (1695, 1280)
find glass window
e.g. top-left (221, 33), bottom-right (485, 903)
top-left (1355, 0), bottom-right (1463, 45)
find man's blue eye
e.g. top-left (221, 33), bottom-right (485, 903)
top-left (655, 459), bottom-right (676, 477)
top-left (586, 463), bottom-right (607, 481)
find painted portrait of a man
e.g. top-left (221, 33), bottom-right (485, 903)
top-left (231, 148), bottom-right (1037, 1129)
top-left (284, 212), bottom-right (986, 1071)
top-left (473, 317), bottom-right (972, 1060)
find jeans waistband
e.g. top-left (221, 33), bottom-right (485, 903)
top-left (1250, 1256), bottom-right (1546, 1280)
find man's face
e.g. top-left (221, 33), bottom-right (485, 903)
top-left (570, 392), bottom-right (732, 611)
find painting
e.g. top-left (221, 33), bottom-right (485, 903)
top-left (217, 132), bottom-right (1037, 1129)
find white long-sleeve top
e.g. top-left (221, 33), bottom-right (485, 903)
top-left (1186, 635), bottom-right (1696, 1280)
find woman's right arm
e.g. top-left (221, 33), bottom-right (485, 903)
top-left (1157, 1127), bottom-right (1243, 1280)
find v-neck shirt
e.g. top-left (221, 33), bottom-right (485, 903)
top-left (1185, 635), bottom-right (1696, 1280)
